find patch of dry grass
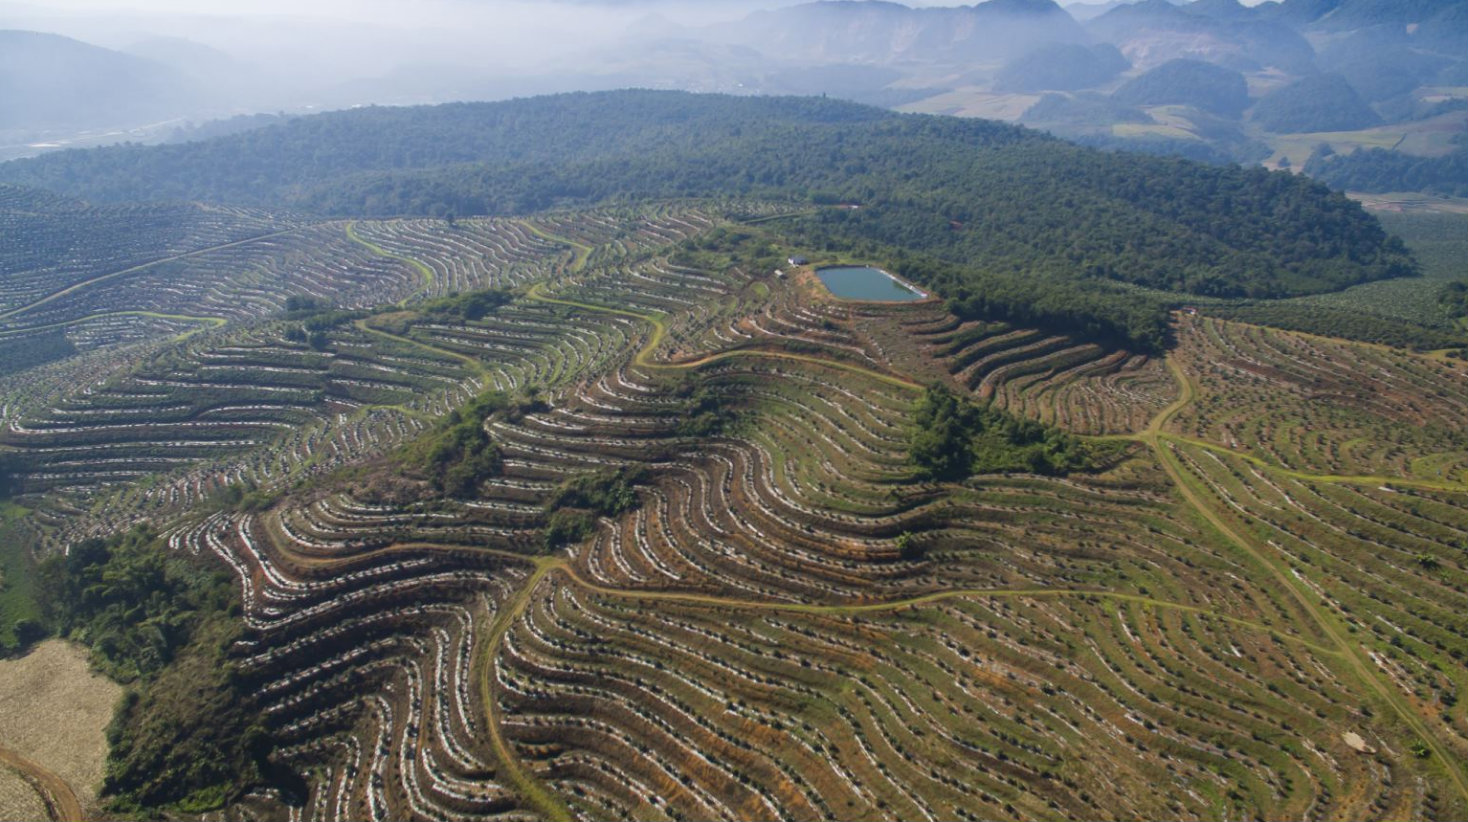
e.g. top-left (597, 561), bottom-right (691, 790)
top-left (0, 640), bottom-right (121, 815)
top-left (0, 765), bottom-right (48, 821)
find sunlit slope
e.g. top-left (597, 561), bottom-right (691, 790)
top-left (5, 212), bottom-right (1452, 820)
top-left (0, 91), bottom-right (1413, 302)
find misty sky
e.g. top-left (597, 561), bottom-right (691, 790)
top-left (0, 0), bottom-right (1272, 132)
top-left (1, 0), bottom-right (785, 67)
top-left (4, 0), bottom-right (1003, 31)
top-left (4, 0), bottom-right (1071, 86)
top-left (15, 0), bottom-right (981, 17)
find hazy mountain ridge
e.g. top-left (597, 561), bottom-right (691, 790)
top-left (0, 30), bottom-right (201, 132)
top-left (1, 0), bottom-right (1463, 195)
top-left (1087, 0), bottom-right (1317, 71)
top-left (708, 0), bottom-right (1088, 64)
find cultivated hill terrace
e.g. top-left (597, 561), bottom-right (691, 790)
top-left (0, 92), bottom-right (1463, 821)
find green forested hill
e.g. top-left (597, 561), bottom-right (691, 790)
top-left (0, 90), bottom-right (1413, 311)
top-left (1251, 73), bottom-right (1383, 133)
top-left (0, 93), bottom-right (899, 206)
top-left (1111, 59), bottom-right (1251, 117)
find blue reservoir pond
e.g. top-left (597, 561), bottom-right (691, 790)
top-left (815, 266), bottom-right (927, 302)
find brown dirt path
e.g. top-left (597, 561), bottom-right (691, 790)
top-left (0, 746), bottom-right (82, 821)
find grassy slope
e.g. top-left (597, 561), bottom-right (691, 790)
top-left (1260, 211), bottom-right (1468, 329)
top-left (0, 503), bottom-right (40, 653)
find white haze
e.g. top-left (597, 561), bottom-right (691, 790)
top-left (0, 0), bottom-right (1193, 157)
top-left (1, 0), bottom-right (1041, 74)
top-left (11, 3), bottom-right (646, 73)
top-left (3, 0), bottom-right (818, 71)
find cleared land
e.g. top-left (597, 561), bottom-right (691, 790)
top-left (0, 763), bottom-right (50, 822)
top-left (0, 640), bottom-right (121, 819)
top-left (0, 202), bottom-right (1464, 820)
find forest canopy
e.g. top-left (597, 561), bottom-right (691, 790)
top-left (0, 91), bottom-right (1417, 353)
top-left (1305, 145), bottom-right (1468, 198)
top-left (0, 92), bottom-right (1410, 291)
top-left (1251, 74), bottom-right (1382, 133)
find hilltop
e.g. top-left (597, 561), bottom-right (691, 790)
top-left (0, 90), bottom-right (1413, 316)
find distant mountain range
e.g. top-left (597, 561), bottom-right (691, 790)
top-left (0, 30), bottom-right (201, 132)
top-left (707, 0), bottom-right (1088, 64)
top-left (2, 0), bottom-right (1464, 194)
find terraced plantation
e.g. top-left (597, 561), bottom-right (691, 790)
top-left (2, 198), bottom-right (1466, 822)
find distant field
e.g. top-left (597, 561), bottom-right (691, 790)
top-left (1356, 192), bottom-right (1468, 215)
top-left (1112, 122), bottom-right (1200, 140)
top-left (1420, 86), bottom-right (1468, 101)
top-left (896, 88), bottom-right (1040, 120)
top-left (894, 76), bottom-right (1466, 181)
top-left (1266, 109), bottom-right (1468, 167)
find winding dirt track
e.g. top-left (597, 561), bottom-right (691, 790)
top-left (0, 745), bottom-right (82, 822)
top-left (1147, 346), bottom-right (1468, 805)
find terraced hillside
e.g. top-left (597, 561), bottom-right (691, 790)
top-left (0, 204), bottom-right (724, 548)
top-left (2, 202), bottom-right (1466, 821)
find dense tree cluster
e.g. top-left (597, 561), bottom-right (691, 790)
top-left (1305, 145), bottom-right (1468, 197)
top-left (31, 528), bottom-right (269, 812)
top-left (543, 467), bottom-right (646, 548)
top-left (37, 527), bottom-right (231, 680)
top-left (546, 467), bottom-right (646, 518)
top-left (675, 380), bottom-right (739, 438)
top-left (278, 298), bottom-right (363, 350)
top-left (909, 384), bottom-right (1111, 480)
top-left (102, 621), bottom-right (282, 815)
top-left (34, 527), bottom-right (269, 812)
top-left (411, 391), bottom-right (511, 496)
top-left (420, 288), bottom-right (514, 322)
top-left (0, 93), bottom-right (895, 206)
top-left (1442, 280), bottom-right (1468, 322)
top-left (0, 93), bottom-right (1411, 308)
top-left (788, 142), bottom-right (1411, 298)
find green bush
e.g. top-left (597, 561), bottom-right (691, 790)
top-left (546, 467), bottom-right (645, 518)
top-left (542, 467), bottom-right (647, 549)
top-left (910, 384), bottom-right (1114, 480)
top-left (409, 391), bottom-right (513, 496)
top-left (675, 378), bottom-right (737, 437)
top-left (38, 526), bottom-right (234, 681)
top-left (420, 289), bottom-right (514, 322)
top-left (543, 509), bottom-right (596, 549)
